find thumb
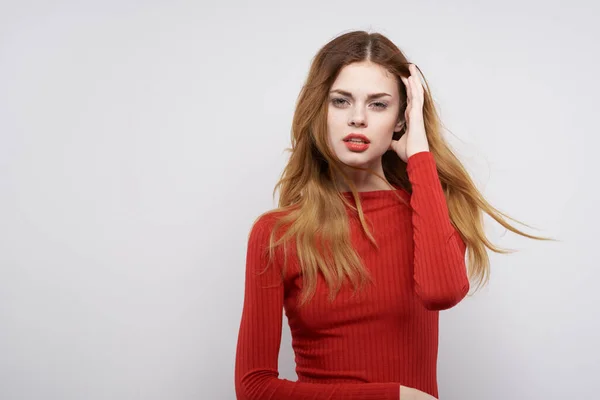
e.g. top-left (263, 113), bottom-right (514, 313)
top-left (390, 133), bottom-right (407, 159)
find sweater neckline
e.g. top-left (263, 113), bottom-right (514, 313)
top-left (341, 184), bottom-right (410, 212)
top-left (340, 183), bottom-right (408, 195)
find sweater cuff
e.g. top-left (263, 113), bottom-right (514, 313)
top-left (406, 151), bottom-right (437, 179)
top-left (382, 383), bottom-right (401, 400)
top-left (406, 150), bottom-right (433, 168)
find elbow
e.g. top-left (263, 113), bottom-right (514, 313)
top-left (417, 279), bottom-right (470, 311)
top-left (235, 369), bottom-right (275, 400)
top-left (234, 372), bottom-right (254, 400)
top-left (234, 376), bottom-right (248, 400)
top-left (235, 377), bottom-right (253, 400)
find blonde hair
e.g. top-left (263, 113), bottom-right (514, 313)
top-left (256, 30), bottom-right (554, 307)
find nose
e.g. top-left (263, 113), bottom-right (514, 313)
top-left (348, 107), bottom-right (367, 128)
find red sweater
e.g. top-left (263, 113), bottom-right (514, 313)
top-left (235, 151), bottom-right (470, 400)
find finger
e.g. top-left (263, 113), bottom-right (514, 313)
top-left (411, 76), bottom-right (422, 103)
top-left (409, 63), bottom-right (419, 80)
top-left (400, 76), bottom-right (410, 100)
top-left (406, 76), bottom-right (413, 102)
top-left (410, 64), bottom-right (425, 98)
top-left (414, 75), bottom-right (424, 99)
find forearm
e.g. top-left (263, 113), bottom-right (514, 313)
top-left (235, 371), bottom-right (400, 400)
top-left (406, 151), bottom-right (470, 310)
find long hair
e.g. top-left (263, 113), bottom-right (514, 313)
top-left (257, 30), bottom-right (554, 307)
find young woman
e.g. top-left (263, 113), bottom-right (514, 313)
top-left (234, 31), bottom-right (551, 400)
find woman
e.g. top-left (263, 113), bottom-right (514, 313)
top-left (234, 31), bottom-right (551, 400)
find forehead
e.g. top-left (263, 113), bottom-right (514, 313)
top-left (331, 61), bottom-right (399, 96)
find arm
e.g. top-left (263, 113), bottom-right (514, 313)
top-left (234, 215), bottom-right (401, 400)
top-left (406, 151), bottom-right (470, 310)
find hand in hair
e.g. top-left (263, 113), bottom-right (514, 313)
top-left (389, 63), bottom-right (430, 163)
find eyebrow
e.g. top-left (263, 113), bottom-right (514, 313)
top-left (329, 89), bottom-right (392, 100)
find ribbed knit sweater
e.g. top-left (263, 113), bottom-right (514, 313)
top-left (235, 151), bottom-right (470, 400)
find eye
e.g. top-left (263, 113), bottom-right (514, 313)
top-left (372, 102), bottom-right (388, 110)
top-left (331, 97), bottom-right (349, 107)
top-left (330, 97), bottom-right (388, 110)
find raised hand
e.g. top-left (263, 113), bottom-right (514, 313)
top-left (389, 63), bottom-right (430, 163)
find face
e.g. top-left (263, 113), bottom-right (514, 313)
top-left (326, 61), bottom-right (403, 170)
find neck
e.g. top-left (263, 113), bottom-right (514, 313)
top-left (335, 159), bottom-right (393, 192)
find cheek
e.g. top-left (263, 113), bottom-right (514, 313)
top-left (326, 111), bottom-right (345, 143)
top-left (372, 116), bottom-right (398, 138)
top-left (368, 118), bottom-right (398, 152)
top-left (327, 110), bottom-right (345, 131)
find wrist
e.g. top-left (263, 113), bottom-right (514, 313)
top-left (407, 147), bottom-right (430, 159)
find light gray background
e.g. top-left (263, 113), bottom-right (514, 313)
top-left (1, 1), bottom-right (598, 399)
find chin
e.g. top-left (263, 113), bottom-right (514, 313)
top-left (336, 150), bottom-right (378, 168)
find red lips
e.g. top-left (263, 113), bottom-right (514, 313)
top-left (343, 133), bottom-right (370, 153)
top-left (343, 133), bottom-right (370, 143)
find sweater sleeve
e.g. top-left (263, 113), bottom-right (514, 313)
top-left (234, 215), bottom-right (401, 400)
top-left (406, 151), bottom-right (470, 310)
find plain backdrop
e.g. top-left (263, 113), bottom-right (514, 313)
top-left (1, 1), bottom-right (599, 399)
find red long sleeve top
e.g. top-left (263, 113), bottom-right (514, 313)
top-left (235, 151), bottom-right (470, 399)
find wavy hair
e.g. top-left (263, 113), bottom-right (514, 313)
top-left (257, 30), bottom-right (554, 307)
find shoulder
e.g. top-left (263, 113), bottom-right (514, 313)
top-left (248, 208), bottom-right (292, 244)
top-left (245, 209), bottom-right (293, 279)
top-left (251, 209), bottom-right (285, 231)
